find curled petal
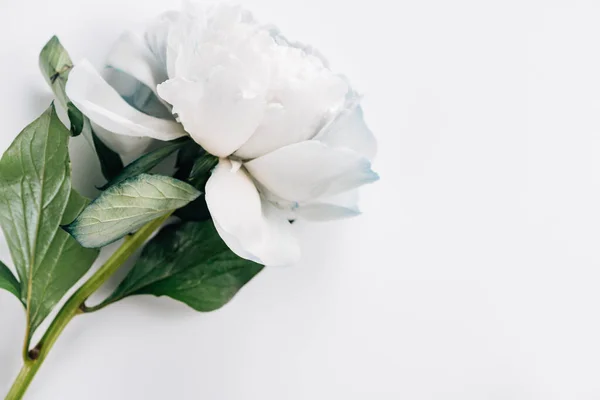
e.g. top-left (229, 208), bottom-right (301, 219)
top-left (315, 93), bottom-right (377, 161)
top-left (90, 122), bottom-right (153, 159)
top-left (244, 141), bottom-right (379, 203)
top-left (103, 68), bottom-right (174, 120)
top-left (106, 31), bottom-right (168, 97)
top-left (144, 11), bottom-right (181, 72)
top-left (105, 31), bottom-right (172, 118)
top-left (66, 60), bottom-right (187, 141)
top-left (205, 159), bottom-right (300, 266)
top-left (294, 190), bottom-right (362, 221)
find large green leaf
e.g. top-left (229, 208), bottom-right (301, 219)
top-left (40, 36), bottom-right (124, 180)
top-left (64, 174), bottom-right (200, 248)
top-left (99, 137), bottom-right (190, 190)
top-left (101, 221), bottom-right (263, 311)
top-left (0, 105), bottom-right (99, 338)
top-left (0, 260), bottom-right (21, 304)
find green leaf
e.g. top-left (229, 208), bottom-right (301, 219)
top-left (62, 185), bottom-right (91, 224)
top-left (174, 141), bottom-right (203, 181)
top-left (67, 102), bottom-right (85, 137)
top-left (176, 141), bottom-right (203, 169)
top-left (64, 174), bottom-right (201, 248)
top-left (39, 35), bottom-right (123, 179)
top-left (39, 36), bottom-right (73, 112)
top-left (102, 221), bottom-right (263, 311)
top-left (99, 137), bottom-right (190, 190)
top-left (0, 260), bottom-right (22, 304)
top-left (0, 104), bottom-right (99, 338)
top-left (91, 127), bottom-right (125, 181)
top-left (188, 152), bottom-right (219, 187)
top-left (174, 196), bottom-right (211, 222)
top-left (174, 149), bottom-right (218, 222)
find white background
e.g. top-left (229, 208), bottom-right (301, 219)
top-left (1, 0), bottom-right (600, 399)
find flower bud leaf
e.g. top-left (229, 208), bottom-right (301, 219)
top-left (63, 174), bottom-right (201, 248)
top-left (98, 221), bottom-right (263, 311)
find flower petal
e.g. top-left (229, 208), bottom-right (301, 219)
top-left (90, 122), bottom-right (153, 159)
top-left (294, 190), bottom-right (362, 221)
top-left (315, 94), bottom-right (377, 161)
top-left (268, 27), bottom-right (331, 68)
top-left (104, 31), bottom-right (173, 119)
top-left (144, 11), bottom-right (181, 72)
top-left (106, 31), bottom-right (168, 97)
top-left (104, 67), bottom-right (174, 120)
top-left (205, 159), bottom-right (300, 266)
top-left (157, 75), bottom-right (266, 157)
top-left (233, 49), bottom-right (348, 160)
top-left (66, 60), bottom-right (187, 141)
top-left (244, 141), bottom-right (379, 203)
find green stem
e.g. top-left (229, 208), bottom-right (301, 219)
top-left (5, 212), bottom-right (172, 400)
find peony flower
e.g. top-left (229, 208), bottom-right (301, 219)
top-left (66, 3), bottom-right (378, 266)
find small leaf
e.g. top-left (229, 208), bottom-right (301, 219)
top-left (0, 104), bottom-right (99, 338)
top-left (188, 152), bottom-right (219, 187)
top-left (176, 141), bottom-right (203, 169)
top-left (67, 102), bottom-right (85, 137)
top-left (64, 174), bottom-right (201, 248)
top-left (99, 137), bottom-right (190, 190)
top-left (0, 261), bottom-right (22, 304)
top-left (39, 36), bottom-right (123, 178)
top-left (174, 141), bottom-right (203, 181)
top-left (101, 221), bottom-right (263, 311)
top-left (91, 127), bottom-right (124, 181)
top-left (174, 150), bottom-right (217, 222)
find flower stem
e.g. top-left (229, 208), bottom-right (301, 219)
top-left (5, 212), bottom-right (172, 400)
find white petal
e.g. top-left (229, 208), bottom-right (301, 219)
top-left (90, 122), bottom-right (153, 159)
top-left (315, 94), bottom-right (377, 161)
top-left (166, 4), bottom-right (266, 80)
top-left (144, 11), bottom-right (180, 71)
top-left (157, 75), bottom-right (266, 157)
top-left (268, 27), bottom-right (331, 68)
top-left (295, 190), bottom-right (362, 221)
top-left (66, 60), bottom-right (187, 141)
top-left (104, 31), bottom-right (172, 118)
top-left (205, 159), bottom-right (300, 266)
top-left (103, 68), bottom-right (173, 120)
top-left (106, 31), bottom-right (168, 97)
top-left (244, 141), bottom-right (379, 203)
top-left (234, 51), bottom-right (348, 160)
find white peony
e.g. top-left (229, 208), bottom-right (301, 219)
top-left (66, 3), bottom-right (378, 266)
